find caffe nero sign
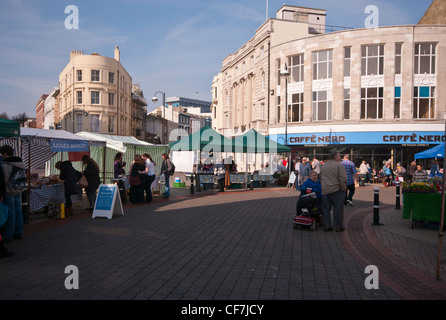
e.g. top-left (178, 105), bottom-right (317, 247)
top-left (273, 132), bottom-right (446, 146)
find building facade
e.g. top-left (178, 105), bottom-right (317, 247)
top-left (212, 3), bottom-right (446, 170)
top-left (58, 46), bottom-right (133, 136)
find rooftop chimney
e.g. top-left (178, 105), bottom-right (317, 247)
top-left (114, 45), bottom-right (120, 61)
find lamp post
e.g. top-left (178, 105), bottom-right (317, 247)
top-left (280, 63), bottom-right (290, 146)
top-left (152, 91), bottom-right (166, 144)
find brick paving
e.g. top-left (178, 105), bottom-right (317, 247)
top-left (0, 183), bottom-right (445, 301)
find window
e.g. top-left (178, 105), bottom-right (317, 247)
top-left (344, 47), bottom-right (351, 77)
top-left (261, 71), bottom-right (265, 91)
top-left (76, 91), bottom-right (82, 105)
top-left (395, 43), bottom-right (402, 75)
top-left (394, 87), bottom-right (401, 119)
top-left (276, 59), bottom-right (281, 85)
top-left (312, 50), bottom-right (332, 80)
top-left (91, 115), bottom-right (100, 132)
top-left (109, 93), bottom-right (115, 106)
top-left (361, 45), bottom-right (384, 76)
top-left (91, 70), bottom-right (100, 82)
top-left (76, 70), bottom-right (82, 82)
top-left (361, 87), bottom-right (383, 119)
top-left (91, 91), bottom-right (100, 105)
top-left (109, 72), bottom-right (115, 84)
top-left (312, 90), bottom-right (332, 121)
top-left (289, 93), bottom-right (303, 122)
top-left (414, 43), bottom-right (436, 74)
top-left (344, 89), bottom-right (350, 120)
top-left (413, 86), bottom-right (435, 119)
top-left (108, 115), bottom-right (115, 133)
top-left (76, 114), bottom-right (82, 133)
top-left (289, 54), bottom-right (304, 82)
top-left (277, 96), bottom-right (281, 124)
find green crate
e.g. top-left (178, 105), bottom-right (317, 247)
top-left (173, 182), bottom-right (186, 188)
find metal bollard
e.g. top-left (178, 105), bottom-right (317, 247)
top-left (190, 174), bottom-right (195, 195)
top-left (372, 187), bottom-right (381, 225)
top-left (395, 181), bottom-right (401, 210)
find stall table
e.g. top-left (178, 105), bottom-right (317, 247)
top-left (402, 192), bottom-right (446, 228)
top-left (30, 183), bottom-right (83, 213)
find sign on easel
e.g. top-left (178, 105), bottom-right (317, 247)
top-left (92, 184), bottom-right (124, 219)
top-left (287, 172), bottom-right (296, 188)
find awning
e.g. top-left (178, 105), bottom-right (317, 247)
top-left (76, 132), bottom-right (155, 152)
top-left (169, 126), bottom-right (233, 153)
top-left (234, 129), bottom-right (290, 154)
top-left (415, 143), bottom-right (445, 159)
top-left (0, 118), bottom-right (20, 137)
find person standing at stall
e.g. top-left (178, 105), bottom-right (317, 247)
top-left (129, 155), bottom-right (146, 204)
top-left (0, 145), bottom-right (26, 242)
top-left (0, 156), bottom-right (13, 258)
top-left (142, 154), bottom-right (156, 203)
top-left (161, 153), bottom-right (173, 199)
top-left (114, 152), bottom-right (126, 178)
top-left (214, 160), bottom-right (226, 192)
top-left (82, 155), bottom-right (101, 211)
top-left (55, 160), bottom-right (82, 217)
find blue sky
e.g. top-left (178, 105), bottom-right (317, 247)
top-left (0, 0), bottom-right (432, 118)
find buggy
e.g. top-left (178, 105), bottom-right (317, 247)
top-left (293, 191), bottom-right (322, 231)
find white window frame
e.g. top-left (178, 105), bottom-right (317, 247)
top-left (413, 86), bottom-right (436, 119)
top-left (414, 43), bottom-right (436, 75)
top-left (91, 114), bottom-right (100, 133)
top-left (289, 93), bottom-right (303, 123)
top-left (312, 50), bottom-right (332, 80)
top-left (91, 70), bottom-right (100, 82)
top-left (361, 45), bottom-right (384, 76)
top-left (361, 87), bottom-right (383, 120)
top-left (290, 54), bottom-right (304, 83)
top-left (312, 90), bottom-right (332, 121)
top-left (91, 91), bottom-right (100, 105)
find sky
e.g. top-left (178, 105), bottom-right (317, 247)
top-left (0, 0), bottom-right (433, 118)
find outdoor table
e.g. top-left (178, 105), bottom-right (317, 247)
top-left (402, 192), bottom-right (446, 228)
top-left (29, 183), bottom-right (82, 213)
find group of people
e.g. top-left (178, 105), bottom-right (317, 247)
top-left (295, 152), bottom-right (364, 232)
top-left (115, 152), bottom-right (173, 204)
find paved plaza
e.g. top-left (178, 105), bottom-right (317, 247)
top-left (1, 183), bottom-right (446, 302)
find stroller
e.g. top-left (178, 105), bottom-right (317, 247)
top-left (293, 190), bottom-right (322, 231)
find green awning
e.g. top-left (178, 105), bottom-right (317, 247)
top-left (169, 126), bottom-right (233, 153)
top-left (0, 118), bottom-right (20, 137)
top-left (234, 129), bottom-right (290, 154)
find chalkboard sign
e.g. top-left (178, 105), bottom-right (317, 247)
top-left (92, 184), bottom-right (124, 219)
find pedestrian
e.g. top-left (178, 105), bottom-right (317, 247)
top-left (342, 154), bottom-right (357, 206)
top-left (409, 161), bottom-right (417, 181)
top-left (394, 162), bottom-right (406, 182)
top-left (55, 160), bottom-right (82, 217)
top-left (430, 160), bottom-right (439, 177)
top-left (128, 155), bottom-right (146, 204)
top-left (161, 153), bottom-right (173, 199)
top-left (359, 160), bottom-right (368, 185)
top-left (214, 159), bottom-right (226, 192)
top-left (383, 162), bottom-right (393, 187)
top-left (320, 151), bottom-right (347, 232)
top-left (300, 157), bottom-right (312, 184)
top-left (82, 155), bottom-right (101, 210)
top-left (142, 154), bottom-right (156, 203)
top-left (296, 170), bottom-right (322, 216)
top-left (0, 157), bottom-right (13, 258)
top-left (0, 145), bottom-right (26, 242)
top-left (412, 163), bottom-right (429, 183)
top-left (312, 157), bottom-right (321, 174)
top-left (114, 152), bottom-right (126, 178)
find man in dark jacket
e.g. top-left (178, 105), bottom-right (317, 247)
top-left (56, 161), bottom-right (82, 217)
top-left (0, 157), bottom-right (13, 258)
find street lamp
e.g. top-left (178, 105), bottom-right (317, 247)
top-left (280, 63), bottom-right (290, 146)
top-left (152, 91), bottom-right (166, 144)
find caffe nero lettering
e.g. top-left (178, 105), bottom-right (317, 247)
top-left (383, 134), bottom-right (446, 143)
top-left (289, 135), bottom-right (346, 144)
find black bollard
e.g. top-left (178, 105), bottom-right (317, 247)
top-left (372, 187), bottom-right (381, 225)
top-left (190, 174), bottom-right (195, 195)
top-left (395, 182), bottom-right (401, 210)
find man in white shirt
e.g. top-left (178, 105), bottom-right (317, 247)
top-left (142, 154), bottom-right (156, 203)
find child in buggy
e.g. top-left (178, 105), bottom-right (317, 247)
top-left (293, 171), bottom-right (322, 230)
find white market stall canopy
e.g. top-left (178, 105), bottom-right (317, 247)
top-left (76, 132), bottom-right (155, 152)
top-left (0, 128), bottom-right (105, 171)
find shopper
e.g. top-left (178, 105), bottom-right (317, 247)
top-left (300, 157), bottom-right (312, 183)
top-left (114, 152), bottom-right (126, 178)
top-left (214, 160), bottom-right (226, 192)
top-left (409, 161), bottom-right (417, 181)
top-left (320, 151), bottom-right (347, 232)
top-left (55, 160), bottom-right (82, 217)
top-left (142, 154), bottom-right (156, 203)
top-left (412, 164), bottom-right (429, 183)
top-left (82, 155), bottom-right (101, 210)
top-left (312, 157), bottom-right (321, 174)
top-left (0, 145), bottom-right (26, 242)
top-left (161, 153), bottom-right (173, 199)
top-left (0, 157), bottom-right (13, 258)
top-left (128, 155), bottom-right (146, 204)
top-left (342, 154), bottom-right (357, 206)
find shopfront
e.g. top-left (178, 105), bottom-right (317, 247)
top-left (269, 124), bottom-right (445, 171)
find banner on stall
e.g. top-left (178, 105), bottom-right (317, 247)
top-left (92, 184), bottom-right (124, 219)
top-left (50, 139), bottom-right (89, 152)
